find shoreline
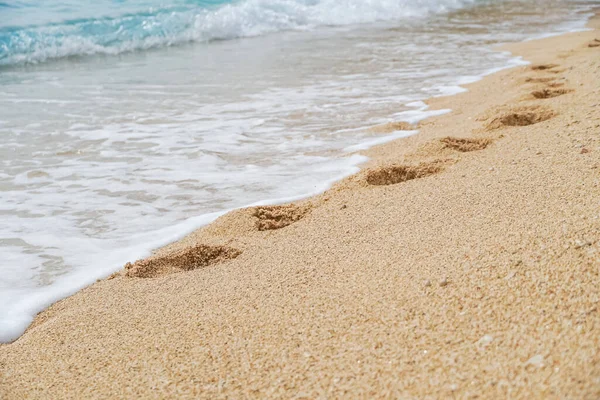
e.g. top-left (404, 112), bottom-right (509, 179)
top-left (0, 26), bottom-right (533, 345)
top-left (2, 12), bottom-right (600, 398)
top-left (0, 12), bottom-right (590, 344)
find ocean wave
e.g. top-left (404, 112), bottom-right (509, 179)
top-left (0, 0), bottom-right (481, 66)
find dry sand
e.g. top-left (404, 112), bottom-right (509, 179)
top-left (2, 15), bottom-right (600, 400)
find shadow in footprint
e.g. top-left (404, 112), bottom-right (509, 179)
top-left (440, 137), bottom-right (491, 152)
top-left (125, 244), bottom-right (241, 278)
top-left (253, 204), bottom-right (310, 231)
top-left (366, 160), bottom-right (445, 186)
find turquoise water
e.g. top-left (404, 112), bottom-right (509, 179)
top-left (0, 0), bottom-right (594, 342)
top-left (1, 0), bottom-right (234, 65)
top-left (1, 0), bottom-right (495, 65)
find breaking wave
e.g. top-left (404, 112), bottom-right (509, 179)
top-left (0, 0), bottom-right (482, 66)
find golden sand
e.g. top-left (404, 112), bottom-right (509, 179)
top-left (1, 16), bottom-right (600, 399)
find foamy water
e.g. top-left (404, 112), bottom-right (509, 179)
top-left (0, 0), bottom-right (595, 342)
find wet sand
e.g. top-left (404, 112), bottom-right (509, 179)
top-left (2, 14), bottom-right (600, 399)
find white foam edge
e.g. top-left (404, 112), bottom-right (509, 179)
top-left (0, 102), bottom-right (453, 343)
top-left (523, 12), bottom-right (595, 42)
top-left (0, 153), bottom-right (367, 343)
top-left (343, 129), bottom-right (418, 153)
top-left (441, 55), bottom-right (530, 94)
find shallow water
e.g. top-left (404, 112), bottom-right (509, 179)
top-left (0, 0), bottom-right (595, 341)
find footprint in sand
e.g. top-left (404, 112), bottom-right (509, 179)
top-left (530, 64), bottom-right (565, 74)
top-left (487, 106), bottom-right (555, 130)
top-left (440, 137), bottom-right (492, 152)
top-left (525, 77), bottom-right (558, 84)
top-left (125, 244), bottom-right (241, 278)
top-left (531, 88), bottom-right (572, 99)
top-left (252, 204), bottom-right (310, 231)
top-left (589, 39), bottom-right (600, 48)
top-left (530, 64), bottom-right (559, 71)
top-left (366, 160), bottom-right (445, 186)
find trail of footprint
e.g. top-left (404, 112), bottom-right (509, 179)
top-left (440, 137), bottom-right (492, 152)
top-left (125, 244), bottom-right (241, 278)
top-left (366, 160), bottom-right (446, 186)
top-left (252, 204), bottom-right (310, 231)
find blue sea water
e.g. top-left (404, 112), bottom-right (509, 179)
top-left (0, 0), bottom-right (595, 342)
top-left (1, 0), bottom-right (228, 65)
top-left (1, 0), bottom-right (500, 65)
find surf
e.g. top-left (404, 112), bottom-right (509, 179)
top-left (0, 0), bottom-right (483, 66)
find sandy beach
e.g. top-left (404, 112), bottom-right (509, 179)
top-left (2, 13), bottom-right (600, 399)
